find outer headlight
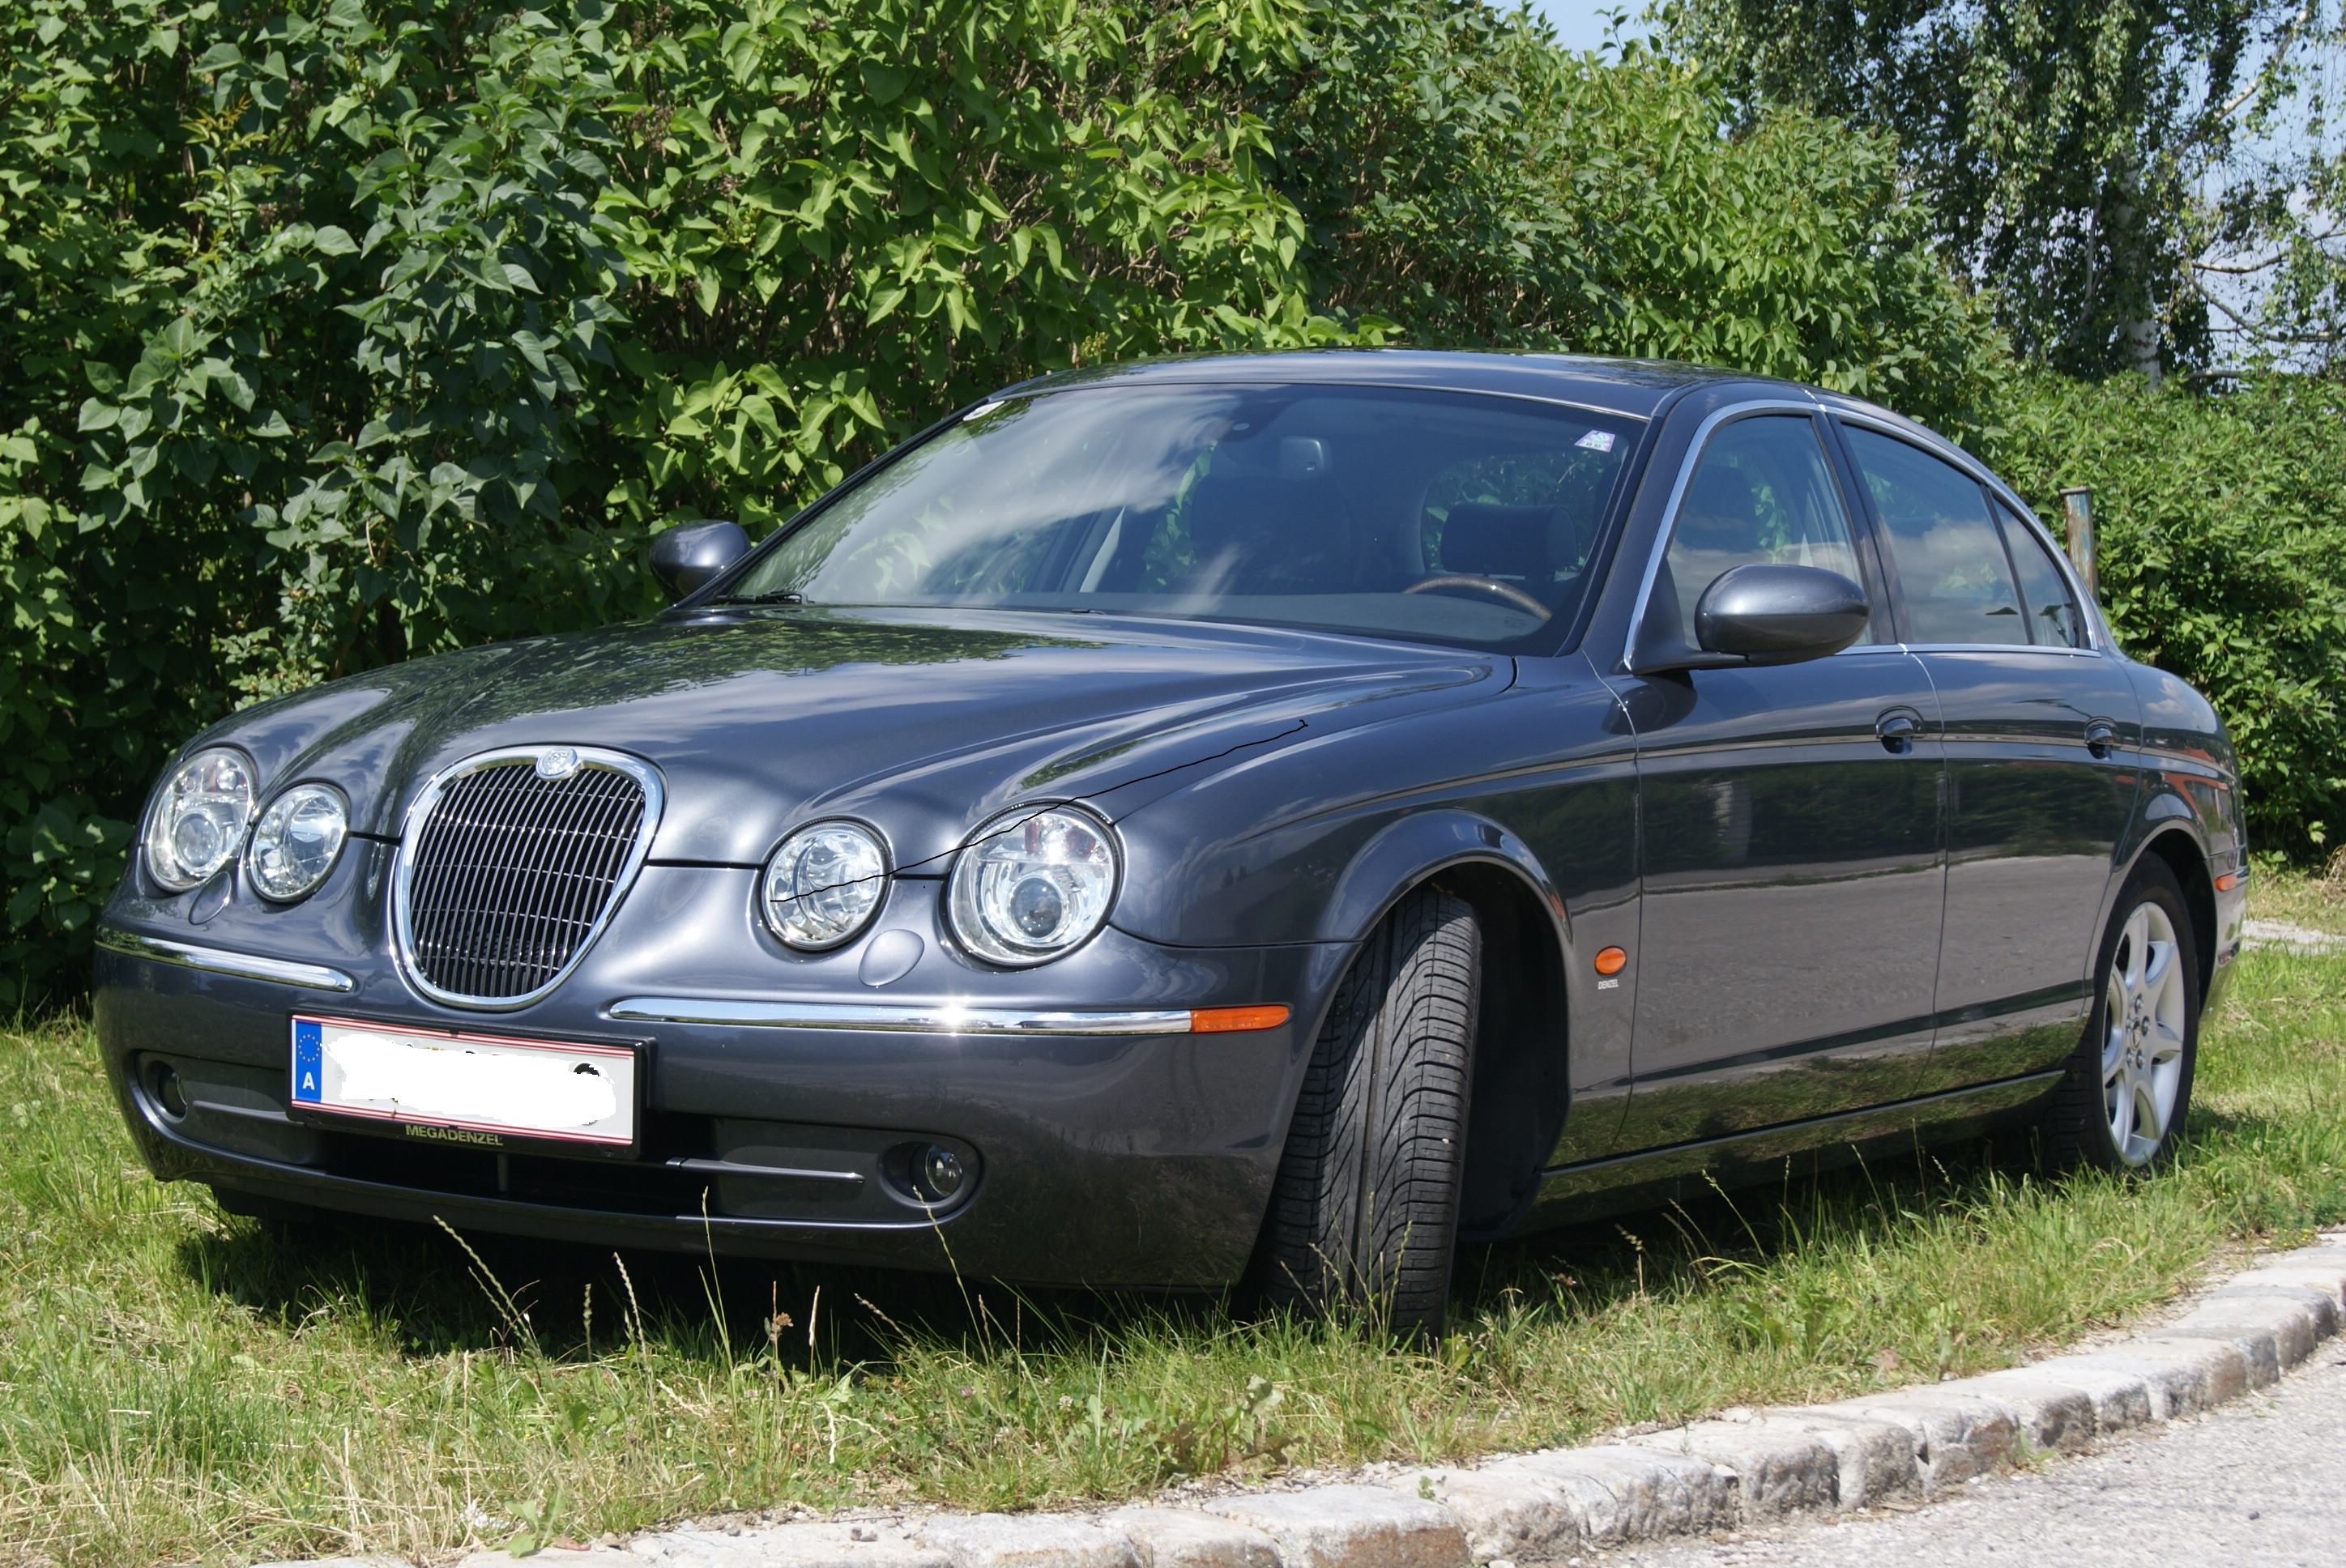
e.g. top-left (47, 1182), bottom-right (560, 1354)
top-left (762, 821), bottom-right (889, 949)
top-left (245, 782), bottom-right (350, 902)
top-left (948, 804), bottom-right (1119, 966)
top-left (143, 748), bottom-right (256, 892)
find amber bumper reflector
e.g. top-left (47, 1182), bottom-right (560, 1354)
top-left (1593, 945), bottom-right (1627, 976)
top-left (1191, 1005), bottom-right (1291, 1033)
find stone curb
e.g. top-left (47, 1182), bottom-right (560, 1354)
top-left (270, 1232), bottom-right (2346, 1568)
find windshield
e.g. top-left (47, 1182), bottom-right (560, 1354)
top-left (718, 383), bottom-right (1640, 650)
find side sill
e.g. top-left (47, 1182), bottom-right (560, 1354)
top-left (1490, 1069), bottom-right (2064, 1238)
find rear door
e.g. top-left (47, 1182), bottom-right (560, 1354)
top-left (1836, 420), bottom-right (2141, 1093)
top-left (1608, 409), bottom-right (1947, 1154)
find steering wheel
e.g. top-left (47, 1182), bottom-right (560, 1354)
top-left (1403, 573), bottom-right (1551, 620)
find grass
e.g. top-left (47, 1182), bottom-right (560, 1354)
top-left (5, 873), bottom-right (2346, 1566)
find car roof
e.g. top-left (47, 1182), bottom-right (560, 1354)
top-left (994, 349), bottom-right (1788, 421)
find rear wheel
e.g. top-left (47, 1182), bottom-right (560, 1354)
top-left (1256, 886), bottom-right (1481, 1334)
top-left (2041, 857), bottom-right (2200, 1172)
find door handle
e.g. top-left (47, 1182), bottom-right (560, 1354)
top-left (1875, 710), bottom-right (1922, 755)
top-left (2085, 719), bottom-right (2118, 760)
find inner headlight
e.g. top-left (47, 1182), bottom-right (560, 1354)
top-left (143, 748), bottom-right (255, 892)
top-left (947, 804), bottom-right (1119, 966)
top-left (762, 821), bottom-right (889, 949)
top-left (245, 782), bottom-right (349, 901)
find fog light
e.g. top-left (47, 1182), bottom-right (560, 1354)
top-left (919, 1145), bottom-right (966, 1203)
top-left (143, 1059), bottom-right (187, 1120)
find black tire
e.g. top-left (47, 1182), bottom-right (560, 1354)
top-left (1256, 885), bottom-right (1482, 1335)
top-left (2039, 856), bottom-right (2201, 1174)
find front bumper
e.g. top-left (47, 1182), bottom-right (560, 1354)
top-left (96, 866), bottom-right (1350, 1288)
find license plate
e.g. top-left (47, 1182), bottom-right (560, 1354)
top-left (289, 1015), bottom-right (638, 1149)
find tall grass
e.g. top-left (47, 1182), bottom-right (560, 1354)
top-left (5, 880), bottom-right (2344, 1565)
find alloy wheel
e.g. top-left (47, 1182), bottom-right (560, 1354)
top-left (2102, 899), bottom-right (2188, 1165)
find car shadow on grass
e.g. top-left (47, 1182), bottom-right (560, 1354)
top-left (162, 1121), bottom-right (2124, 1376)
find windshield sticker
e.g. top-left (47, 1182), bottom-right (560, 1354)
top-left (1576, 429), bottom-right (1616, 452)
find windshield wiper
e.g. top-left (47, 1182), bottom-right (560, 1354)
top-left (714, 590), bottom-right (806, 606)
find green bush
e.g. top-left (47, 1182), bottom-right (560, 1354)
top-left (1268, 5), bottom-right (2010, 441)
top-left (1988, 374), bottom-right (2346, 857)
top-left (0, 0), bottom-right (2016, 1004)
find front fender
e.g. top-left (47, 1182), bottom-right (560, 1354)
top-left (1315, 812), bottom-right (1568, 948)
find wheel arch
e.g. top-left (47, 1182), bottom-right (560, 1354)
top-left (2137, 825), bottom-right (2218, 1002)
top-left (1314, 811), bottom-right (1574, 1236)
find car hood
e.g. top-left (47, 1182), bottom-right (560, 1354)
top-left (203, 607), bottom-right (1510, 868)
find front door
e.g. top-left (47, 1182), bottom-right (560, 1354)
top-left (1610, 411), bottom-right (1947, 1153)
top-left (1838, 421), bottom-right (2142, 1093)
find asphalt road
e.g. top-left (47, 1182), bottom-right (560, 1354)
top-left (1597, 1342), bottom-right (2346, 1566)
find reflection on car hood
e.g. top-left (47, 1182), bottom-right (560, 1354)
top-left (202, 607), bottom-right (1509, 868)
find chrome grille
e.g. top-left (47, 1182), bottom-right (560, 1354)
top-left (395, 749), bottom-right (659, 1007)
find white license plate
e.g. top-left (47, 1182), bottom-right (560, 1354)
top-left (289, 1015), bottom-right (638, 1148)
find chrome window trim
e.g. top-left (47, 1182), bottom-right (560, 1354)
top-left (1901, 642), bottom-right (2103, 657)
top-left (1621, 398), bottom-right (1832, 674)
top-left (608, 996), bottom-right (1195, 1035)
top-left (391, 746), bottom-right (666, 1012)
top-left (1829, 408), bottom-right (2108, 654)
top-left (96, 927), bottom-right (356, 993)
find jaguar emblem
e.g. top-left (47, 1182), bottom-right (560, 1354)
top-left (535, 747), bottom-right (581, 780)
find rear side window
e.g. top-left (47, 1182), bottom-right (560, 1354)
top-left (1997, 502), bottom-right (2088, 648)
top-left (1652, 414), bottom-right (1872, 646)
top-left (1844, 426), bottom-right (2027, 646)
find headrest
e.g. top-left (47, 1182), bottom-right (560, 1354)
top-left (1183, 471), bottom-right (1350, 593)
top-left (1441, 503), bottom-right (1556, 581)
top-left (1678, 463), bottom-right (1761, 552)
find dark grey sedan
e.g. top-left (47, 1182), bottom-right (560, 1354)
top-left (95, 352), bottom-right (2245, 1331)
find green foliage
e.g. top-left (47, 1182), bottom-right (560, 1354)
top-left (0, 0), bottom-right (2028, 1001)
top-left (1266, 3), bottom-right (2011, 441)
top-left (0, 0), bottom-right (1356, 1004)
top-left (1669, 0), bottom-right (2346, 377)
top-left (1989, 373), bottom-right (2346, 853)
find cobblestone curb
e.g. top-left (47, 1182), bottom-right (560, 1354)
top-left (269, 1232), bottom-right (2346, 1568)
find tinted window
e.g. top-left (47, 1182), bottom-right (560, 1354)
top-left (1997, 502), bottom-right (2088, 648)
top-left (1844, 426), bottom-right (2027, 646)
top-left (719, 385), bottom-right (1636, 650)
top-left (1653, 415), bottom-right (1870, 646)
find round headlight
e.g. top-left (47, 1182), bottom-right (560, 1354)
top-left (143, 748), bottom-right (256, 892)
top-left (947, 805), bottom-right (1119, 966)
top-left (246, 783), bottom-right (349, 901)
top-left (762, 821), bottom-right (889, 950)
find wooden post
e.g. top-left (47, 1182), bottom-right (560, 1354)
top-left (2059, 486), bottom-right (2097, 600)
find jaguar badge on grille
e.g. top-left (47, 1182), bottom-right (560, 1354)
top-left (535, 747), bottom-right (581, 780)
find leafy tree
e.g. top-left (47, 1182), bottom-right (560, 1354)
top-left (1989, 373), bottom-right (2346, 852)
top-left (1668, 0), bottom-right (2346, 379)
top-left (0, 0), bottom-right (2028, 1004)
top-left (1263, 2), bottom-right (2011, 437)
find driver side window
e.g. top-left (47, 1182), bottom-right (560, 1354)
top-left (1654, 415), bottom-right (1871, 646)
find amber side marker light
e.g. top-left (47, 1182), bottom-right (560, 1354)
top-left (1593, 946), bottom-right (1628, 976)
top-left (1191, 1005), bottom-right (1291, 1033)
top-left (2215, 872), bottom-right (2241, 893)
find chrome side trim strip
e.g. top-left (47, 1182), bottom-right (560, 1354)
top-left (96, 927), bottom-right (356, 993)
top-left (664, 1157), bottom-right (865, 1185)
top-left (608, 996), bottom-right (1193, 1035)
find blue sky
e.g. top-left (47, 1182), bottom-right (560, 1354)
top-left (1525, 1), bottom-right (1652, 53)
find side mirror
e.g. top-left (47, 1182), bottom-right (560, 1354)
top-left (649, 520), bottom-right (750, 601)
top-left (1695, 563), bottom-right (1870, 664)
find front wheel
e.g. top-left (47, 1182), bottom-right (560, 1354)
top-left (1254, 885), bottom-right (1482, 1335)
top-left (2041, 857), bottom-right (2200, 1172)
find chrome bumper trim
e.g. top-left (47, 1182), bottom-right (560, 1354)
top-left (96, 927), bottom-right (357, 993)
top-left (608, 996), bottom-right (1192, 1035)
